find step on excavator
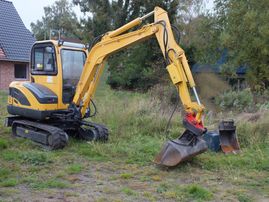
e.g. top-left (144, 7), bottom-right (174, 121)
top-left (5, 7), bottom-right (240, 167)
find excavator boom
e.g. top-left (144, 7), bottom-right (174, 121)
top-left (71, 7), bottom-right (208, 166)
top-left (73, 7), bottom-right (204, 120)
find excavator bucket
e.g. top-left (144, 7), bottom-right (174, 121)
top-left (154, 130), bottom-right (208, 167)
top-left (219, 120), bottom-right (240, 154)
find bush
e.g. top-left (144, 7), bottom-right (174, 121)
top-left (257, 102), bottom-right (269, 110)
top-left (107, 43), bottom-right (166, 91)
top-left (215, 88), bottom-right (254, 111)
top-left (237, 111), bottom-right (269, 147)
top-left (255, 89), bottom-right (269, 107)
top-left (148, 83), bottom-right (178, 105)
top-left (194, 73), bottom-right (231, 102)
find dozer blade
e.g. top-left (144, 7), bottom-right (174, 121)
top-left (154, 130), bottom-right (208, 167)
top-left (219, 120), bottom-right (240, 154)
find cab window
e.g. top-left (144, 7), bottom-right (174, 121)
top-left (61, 49), bottom-right (86, 103)
top-left (61, 49), bottom-right (86, 86)
top-left (32, 45), bottom-right (57, 74)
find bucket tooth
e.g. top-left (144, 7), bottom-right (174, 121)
top-left (154, 130), bottom-right (208, 167)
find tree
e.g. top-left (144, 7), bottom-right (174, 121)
top-left (31, 0), bottom-right (81, 40)
top-left (73, 0), bottom-right (113, 41)
top-left (177, 0), bottom-right (224, 65)
top-left (180, 14), bottom-right (221, 64)
top-left (215, 0), bottom-right (269, 91)
top-left (107, 0), bottom-right (181, 90)
top-left (75, 0), bottom-right (205, 90)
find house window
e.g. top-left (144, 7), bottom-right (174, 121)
top-left (14, 64), bottom-right (27, 79)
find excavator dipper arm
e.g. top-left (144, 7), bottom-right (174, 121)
top-left (72, 7), bottom-right (208, 166)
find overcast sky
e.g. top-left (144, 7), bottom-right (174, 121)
top-left (10, 0), bottom-right (83, 30)
top-left (10, 0), bottom-right (214, 31)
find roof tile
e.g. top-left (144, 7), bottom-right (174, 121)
top-left (0, 0), bottom-right (36, 62)
top-left (0, 46), bottom-right (6, 59)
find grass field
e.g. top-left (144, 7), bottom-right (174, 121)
top-left (0, 74), bottom-right (268, 201)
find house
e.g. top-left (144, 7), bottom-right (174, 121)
top-left (0, 0), bottom-right (35, 90)
top-left (191, 50), bottom-right (247, 90)
top-left (191, 64), bottom-right (222, 74)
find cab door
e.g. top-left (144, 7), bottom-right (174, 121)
top-left (30, 42), bottom-right (59, 101)
top-left (60, 49), bottom-right (86, 103)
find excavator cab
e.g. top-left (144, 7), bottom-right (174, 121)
top-left (30, 41), bottom-right (87, 105)
top-left (7, 41), bottom-right (88, 120)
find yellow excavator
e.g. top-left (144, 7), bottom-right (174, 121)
top-left (5, 7), bottom-right (239, 167)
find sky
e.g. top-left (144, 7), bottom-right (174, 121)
top-left (10, 0), bottom-right (214, 31)
top-left (10, 0), bottom-right (84, 30)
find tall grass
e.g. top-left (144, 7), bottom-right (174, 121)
top-left (237, 111), bottom-right (269, 148)
top-left (1, 70), bottom-right (267, 161)
top-left (0, 71), bottom-right (268, 202)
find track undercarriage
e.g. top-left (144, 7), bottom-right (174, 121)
top-left (5, 116), bottom-right (109, 150)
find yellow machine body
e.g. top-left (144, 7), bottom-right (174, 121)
top-left (7, 40), bottom-right (88, 119)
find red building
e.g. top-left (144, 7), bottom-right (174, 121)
top-left (0, 0), bottom-right (35, 90)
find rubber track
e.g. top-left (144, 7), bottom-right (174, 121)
top-left (81, 121), bottom-right (109, 142)
top-left (12, 119), bottom-right (68, 150)
top-left (93, 123), bottom-right (109, 142)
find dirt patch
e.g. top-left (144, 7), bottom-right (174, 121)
top-left (1, 161), bottom-right (267, 202)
